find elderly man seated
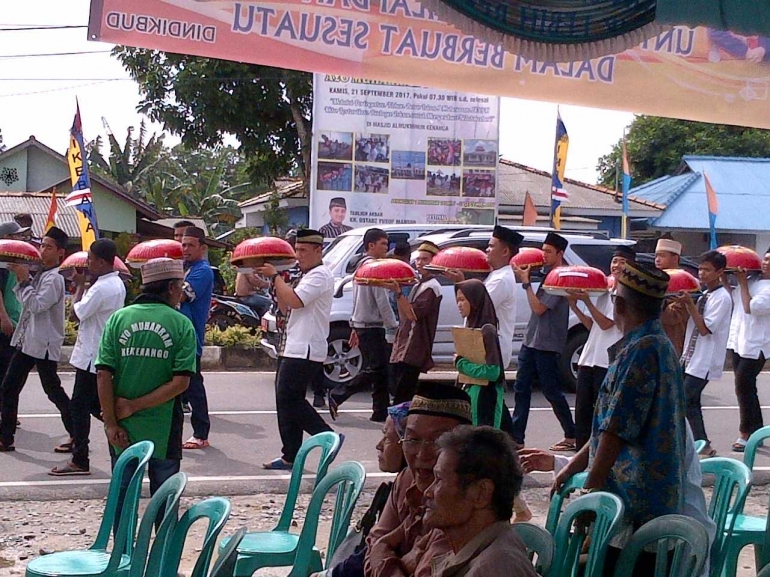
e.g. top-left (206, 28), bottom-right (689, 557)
top-left (424, 426), bottom-right (536, 577)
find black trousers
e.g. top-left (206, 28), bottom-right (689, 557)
top-left (0, 334), bottom-right (15, 412)
top-left (71, 368), bottom-right (103, 470)
top-left (276, 357), bottom-right (333, 463)
top-left (473, 382), bottom-right (515, 438)
top-left (187, 356), bottom-right (210, 440)
top-left (575, 366), bottom-right (607, 450)
top-left (733, 351), bottom-right (766, 436)
top-left (0, 350), bottom-right (72, 446)
top-left (391, 362), bottom-right (421, 404)
top-left (684, 373), bottom-right (710, 443)
top-left (331, 328), bottom-right (390, 417)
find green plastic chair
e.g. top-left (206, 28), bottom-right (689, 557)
top-left (125, 473), bottom-right (188, 577)
top-left (210, 528), bottom-right (247, 577)
top-left (155, 497), bottom-right (232, 577)
top-left (693, 439), bottom-right (707, 454)
top-left (288, 461), bottom-right (366, 577)
top-left (549, 491), bottom-right (624, 577)
top-left (699, 457), bottom-right (752, 577)
top-left (25, 441), bottom-right (155, 577)
top-left (759, 563), bottom-right (770, 577)
top-left (223, 432), bottom-right (342, 576)
top-left (613, 514), bottom-right (710, 577)
top-left (512, 522), bottom-right (554, 576)
top-left (721, 425), bottom-right (770, 576)
top-left (545, 471), bottom-right (588, 535)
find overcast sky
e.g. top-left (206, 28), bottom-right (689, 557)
top-left (1, 0), bottom-right (635, 186)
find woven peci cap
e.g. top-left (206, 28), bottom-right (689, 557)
top-left (656, 239), bottom-right (682, 256)
top-left (296, 229), bottom-right (324, 245)
top-left (141, 257), bottom-right (185, 284)
top-left (417, 241), bottom-right (440, 255)
top-left (617, 261), bottom-right (670, 299)
top-left (408, 383), bottom-right (472, 424)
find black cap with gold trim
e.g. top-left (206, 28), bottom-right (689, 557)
top-left (408, 382), bottom-right (471, 424)
top-left (617, 261), bottom-right (670, 299)
top-left (295, 229), bottom-right (324, 245)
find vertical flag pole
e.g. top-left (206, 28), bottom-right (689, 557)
top-left (550, 108), bottom-right (569, 230)
top-left (65, 100), bottom-right (99, 250)
top-left (621, 132), bottom-right (632, 240)
top-left (704, 171), bottom-right (719, 250)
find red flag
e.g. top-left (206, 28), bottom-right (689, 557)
top-left (45, 188), bottom-right (58, 232)
top-left (523, 191), bottom-right (538, 226)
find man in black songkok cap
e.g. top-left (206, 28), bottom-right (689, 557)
top-left (319, 197), bottom-right (353, 239)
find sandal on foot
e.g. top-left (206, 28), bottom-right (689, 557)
top-left (54, 441), bottom-right (73, 453)
top-left (550, 439), bottom-right (577, 452)
top-left (732, 438), bottom-right (748, 453)
top-left (182, 437), bottom-right (210, 450)
top-left (328, 393), bottom-right (339, 421)
top-left (263, 458), bottom-right (293, 471)
top-left (0, 442), bottom-right (15, 452)
top-left (49, 462), bottom-right (91, 476)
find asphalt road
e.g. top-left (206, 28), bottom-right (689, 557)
top-left (2, 370), bottom-right (770, 500)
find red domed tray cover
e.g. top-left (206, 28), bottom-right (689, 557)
top-left (60, 251), bottom-right (131, 279)
top-left (0, 239), bottom-right (41, 266)
top-left (717, 245), bottom-right (763, 271)
top-left (510, 247), bottom-right (545, 269)
top-left (665, 269), bottom-right (701, 294)
top-left (230, 237), bottom-right (296, 269)
top-left (543, 265), bottom-right (608, 296)
top-left (126, 240), bottom-right (183, 268)
top-left (424, 246), bottom-right (491, 274)
top-left (355, 258), bottom-right (417, 286)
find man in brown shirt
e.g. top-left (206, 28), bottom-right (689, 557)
top-left (365, 383), bottom-right (472, 577)
top-left (383, 241), bottom-right (443, 404)
top-left (655, 238), bottom-right (690, 356)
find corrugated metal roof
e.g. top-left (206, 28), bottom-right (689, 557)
top-left (239, 181), bottom-right (306, 208)
top-left (497, 160), bottom-right (662, 216)
top-left (0, 192), bottom-right (81, 237)
top-left (629, 156), bottom-right (770, 231)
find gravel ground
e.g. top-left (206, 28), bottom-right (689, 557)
top-left (0, 487), bottom-right (766, 576)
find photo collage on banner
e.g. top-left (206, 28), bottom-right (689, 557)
top-left (311, 74), bottom-right (500, 238)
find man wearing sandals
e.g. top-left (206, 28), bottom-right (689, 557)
top-left (257, 229), bottom-right (334, 470)
top-left (96, 258), bottom-right (197, 495)
top-left (51, 239), bottom-right (126, 476)
top-left (553, 261), bottom-right (687, 574)
top-left (0, 227), bottom-right (73, 453)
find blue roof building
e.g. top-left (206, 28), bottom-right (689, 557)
top-left (629, 156), bottom-right (770, 255)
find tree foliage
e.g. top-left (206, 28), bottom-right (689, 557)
top-left (597, 116), bottom-right (770, 188)
top-left (112, 48), bottom-right (312, 187)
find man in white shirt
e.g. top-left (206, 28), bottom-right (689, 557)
top-left (0, 227), bottom-right (71, 452)
top-left (257, 229), bottom-right (334, 469)
top-left (728, 250), bottom-right (770, 452)
top-left (51, 239), bottom-right (126, 475)
top-left (677, 251), bottom-right (732, 456)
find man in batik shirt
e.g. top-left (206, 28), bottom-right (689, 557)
top-left (553, 261), bottom-right (687, 574)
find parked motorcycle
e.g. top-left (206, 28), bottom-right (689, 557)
top-left (207, 293), bottom-right (270, 331)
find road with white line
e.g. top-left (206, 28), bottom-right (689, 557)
top-left (2, 370), bottom-right (770, 500)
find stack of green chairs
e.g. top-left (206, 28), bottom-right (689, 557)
top-left (699, 457), bottom-right (752, 577)
top-left (512, 522), bottom-right (554, 576)
top-left (287, 462), bottom-right (367, 577)
top-left (222, 432), bottom-right (342, 576)
top-left (549, 491), bottom-right (624, 577)
top-left (209, 528), bottom-right (247, 577)
top-left (25, 441), bottom-right (155, 577)
top-left (721, 426), bottom-right (770, 576)
top-left (612, 514), bottom-right (710, 577)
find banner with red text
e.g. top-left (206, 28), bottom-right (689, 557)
top-left (89, 0), bottom-right (770, 129)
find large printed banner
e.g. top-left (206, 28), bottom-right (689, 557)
top-left (89, 1), bottom-right (770, 129)
top-left (310, 75), bottom-right (499, 234)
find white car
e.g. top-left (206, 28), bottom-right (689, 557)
top-left (261, 225), bottom-right (633, 393)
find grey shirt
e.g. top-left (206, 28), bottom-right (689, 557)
top-left (350, 257), bottom-right (398, 330)
top-left (11, 267), bottom-right (66, 361)
top-left (523, 266), bottom-right (569, 353)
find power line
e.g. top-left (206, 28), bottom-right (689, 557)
top-left (0, 50), bottom-right (111, 59)
top-left (0, 79), bottom-right (122, 98)
top-left (0, 25), bottom-right (87, 31)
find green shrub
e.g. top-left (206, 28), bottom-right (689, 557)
top-left (205, 325), bottom-right (262, 348)
top-left (64, 319), bottom-right (78, 346)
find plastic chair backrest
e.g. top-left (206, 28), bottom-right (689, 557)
top-left (512, 522), bottom-right (554, 576)
top-left (612, 514), bottom-right (710, 577)
top-left (550, 491), bottom-right (624, 577)
top-left (759, 562), bottom-right (770, 577)
top-left (693, 440), bottom-right (707, 454)
top-left (275, 432), bottom-right (342, 533)
top-left (210, 527), bottom-right (247, 577)
top-left (700, 457), bottom-right (752, 576)
top-left (93, 440), bottom-right (154, 558)
top-left (545, 471), bottom-right (587, 534)
top-left (158, 497), bottom-right (232, 577)
top-left (743, 425), bottom-right (770, 470)
top-left (289, 461), bottom-right (366, 577)
top-left (125, 472), bottom-right (188, 577)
